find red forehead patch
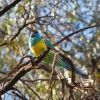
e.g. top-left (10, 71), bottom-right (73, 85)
top-left (32, 30), bottom-right (35, 32)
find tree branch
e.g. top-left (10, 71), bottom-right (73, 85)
top-left (0, 48), bottom-right (50, 96)
top-left (0, 0), bottom-right (22, 17)
top-left (54, 24), bottom-right (100, 46)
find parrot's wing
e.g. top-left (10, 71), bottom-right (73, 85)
top-left (45, 39), bottom-right (55, 50)
top-left (41, 37), bottom-right (56, 50)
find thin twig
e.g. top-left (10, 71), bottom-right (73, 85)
top-left (21, 78), bottom-right (58, 83)
top-left (54, 24), bottom-right (100, 46)
top-left (49, 0), bottom-right (63, 14)
top-left (12, 87), bottom-right (27, 100)
top-left (12, 91), bottom-right (27, 100)
top-left (21, 81), bottom-right (42, 100)
top-left (61, 79), bottom-right (65, 100)
top-left (49, 52), bottom-right (59, 100)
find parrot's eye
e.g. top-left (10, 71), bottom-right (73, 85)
top-left (30, 31), bottom-right (38, 38)
top-left (34, 31), bottom-right (38, 34)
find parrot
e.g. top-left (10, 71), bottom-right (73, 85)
top-left (29, 30), bottom-right (88, 78)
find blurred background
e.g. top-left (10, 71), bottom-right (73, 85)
top-left (0, 0), bottom-right (100, 99)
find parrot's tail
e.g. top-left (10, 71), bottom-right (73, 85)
top-left (64, 62), bottom-right (88, 78)
top-left (75, 67), bottom-right (88, 78)
top-left (59, 54), bottom-right (88, 79)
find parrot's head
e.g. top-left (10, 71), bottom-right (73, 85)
top-left (29, 30), bottom-right (41, 48)
top-left (30, 30), bottom-right (40, 39)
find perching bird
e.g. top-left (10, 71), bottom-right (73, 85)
top-left (29, 30), bottom-right (88, 78)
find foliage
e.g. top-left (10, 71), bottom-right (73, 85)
top-left (0, 0), bottom-right (100, 100)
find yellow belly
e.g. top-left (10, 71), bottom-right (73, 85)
top-left (31, 40), bottom-right (47, 57)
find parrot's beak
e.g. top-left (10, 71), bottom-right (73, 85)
top-left (30, 32), bottom-right (34, 38)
